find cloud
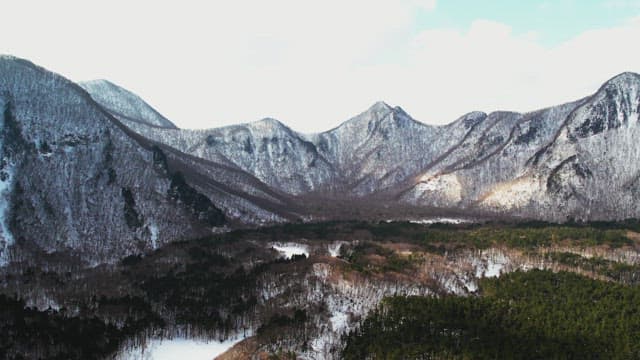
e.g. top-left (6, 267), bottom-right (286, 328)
top-left (603, 0), bottom-right (640, 9)
top-left (412, 0), bottom-right (437, 11)
top-left (0, 1), bottom-right (639, 133)
top-left (354, 16), bottom-right (640, 126)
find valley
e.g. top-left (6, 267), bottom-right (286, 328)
top-left (2, 220), bottom-right (640, 359)
top-left (1, 56), bottom-right (640, 359)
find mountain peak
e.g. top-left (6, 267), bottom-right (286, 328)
top-left (447, 111), bottom-right (488, 129)
top-left (0, 55), bottom-right (55, 80)
top-left (252, 117), bottom-right (285, 127)
top-left (248, 117), bottom-right (293, 134)
top-left (0, 54), bottom-right (20, 62)
top-left (367, 101), bottom-right (392, 113)
top-left (0, 54), bottom-right (34, 66)
top-left (81, 79), bottom-right (117, 88)
top-left (603, 72), bottom-right (640, 88)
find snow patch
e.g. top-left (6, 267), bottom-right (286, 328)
top-left (481, 177), bottom-right (539, 210)
top-left (475, 251), bottom-right (510, 278)
top-left (414, 173), bottom-right (462, 203)
top-left (118, 336), bottom-right (244, 360)
top-left (484, 259), bottom-right (504, 277)
top-left (464, 280), bottom-right (479, 293)
top-left (408, 217), bottom-right (471, 225)
top-left (329, 311), bottom-right (349, 332)
top-left (0, 157), bottom-right (15, 266)
top-left (271, 242), bottom-right (309, 259)
top-left (148, 223), bottom-right (159, 249)
top-left (327, 241), bottom-right (347, 257)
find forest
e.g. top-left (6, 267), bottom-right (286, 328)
top-left (1, 220), bottom-right (639, 358)
top-left (343, 270), bottom-right (640, 359)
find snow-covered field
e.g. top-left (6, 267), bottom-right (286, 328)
top-left (483, 258), bottom-right (506, 277)
top-left (408, 217), bottom-right (472, 225)
top-left (119, 337), bottom-right (244, 360)
top-left (328, 241), bottom-right (347, 257)
top-left (271, 243), bottom-right (309, 259)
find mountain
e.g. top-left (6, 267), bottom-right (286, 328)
top-left (0, 56), bottom-right (303, 265)
top-left (528, 72), bottom-right (640, 220)
top-left (400, 72), bottom-right (640, 222)
top-left (2, 55), bottom-right (640, 263)
top-left (398, 100), bottom-right (584, 214)
top-left (89, 69), bottom-right (640, 224)
top-left (116, 100), bottom-right (486, 197)
top-left (117, 116), bottom-right (336, 195)
top-left (311, 102), bottom-right (483, 195)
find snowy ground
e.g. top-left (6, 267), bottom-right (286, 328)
top-left (327, 241), bottom-right (347, 257)
top-left (118, 336), bottom-right (245, 360)
top-left (476, 252), bottom-right (510, 278)
top-left (271, 242), bottom-right (309, 259)
top-left (0, 155), bottom-right (15, 266)
top-left (408, 217), bottom-right (472, 225)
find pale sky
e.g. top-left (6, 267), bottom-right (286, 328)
top-left (2, 0), bottom-right (640, 133)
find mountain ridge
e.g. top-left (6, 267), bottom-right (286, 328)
top-left (86, 70), bottom-right (639, 135)
top-left (79, 79), bottom-right (178, 129)
top-left (82, 66), bottom-right (640, 221)
top-left (2, 54), bottom-right (640, 264)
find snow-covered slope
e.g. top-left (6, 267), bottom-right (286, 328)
top-left (121, 101), bottom-right (485, 197)
top-left (400, 72), bottom-right (640, 221)
top-left (115, 117), bottom-right (337, 195)
top-left (3, 55), bottom-right (640, 266)
top-left (0, 57), bottom-right (207, 264)
top-left (113, 71), bottom-right (640, 222)
top-left (0, 56), bottom-right (304, 265)
top-left (80, 79), bottom-right (177, 129)
top-left (400, 100), bottom-right (584, 211)
top-left (525, 72), bottom-right (640, 220)
top-left (312, 102), bottom-right (484, 195)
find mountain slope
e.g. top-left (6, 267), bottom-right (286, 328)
top-left (0, 57), bottom-right (202, 264)
top-left (116, 116), bottom-right (337, 195)
top-left (80, 79), bottom-right (178, 129)
top-left (400, 72), bottom-right (640, 221)
top-left (3, 55), bottom-right (640, 268)
top-left (113, 72), bottom-right (640, 222)
top-left (119, 101), bottom-right (485, 197)
top-left (0, 56), bottom-right (302, 265)
top-left (311, 102), bottom-right (484, 195)
top-left (525, 72), bottom-right (640, 220)
top-left (399, 100), bottom-right (584, 211)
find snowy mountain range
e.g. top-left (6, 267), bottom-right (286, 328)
top-left (1, 55), bottom-right (639, 262)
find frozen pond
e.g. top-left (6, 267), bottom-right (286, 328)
top-left (119, 336), bottom-right (244, 360)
